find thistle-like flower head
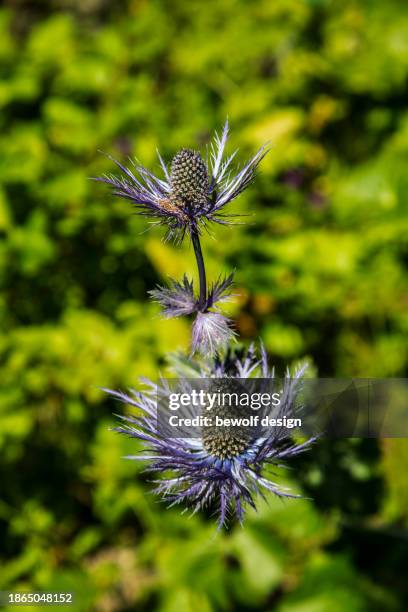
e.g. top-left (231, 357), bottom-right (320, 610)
top-left (107, 345), bottom-right (316, 527)
top-left (149, 272), bottom-right (236, 355)
top-left (96, 120), bottom-right (268, 242)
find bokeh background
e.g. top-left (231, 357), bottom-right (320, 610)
top-left (1, 0), bottom-right (408, 610)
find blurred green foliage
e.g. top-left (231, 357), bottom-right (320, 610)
top-left (1, 0), bottom-right (408, 610)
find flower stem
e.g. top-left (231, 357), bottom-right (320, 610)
top-left (191, 230), bottom-right (207, 311)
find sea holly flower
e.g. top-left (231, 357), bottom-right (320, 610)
top-left (150, 272), bottom-right (236, 354)
top-left (96, 120), bottom-right (268, 243)
top-left (106, 345), bottom-right (316, 527)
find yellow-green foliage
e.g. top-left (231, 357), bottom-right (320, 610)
top-left (0, 1), bottom-right (407, 610)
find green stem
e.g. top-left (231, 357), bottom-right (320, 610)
top-left (191, 230), bottom-right (207, 311)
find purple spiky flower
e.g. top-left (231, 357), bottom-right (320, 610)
top-left (106, 345), bottom-right (316, 527)
top-left (96, 120), bottom-right (268, 243)
top-left (150, 272), bottom-right (236, 354)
